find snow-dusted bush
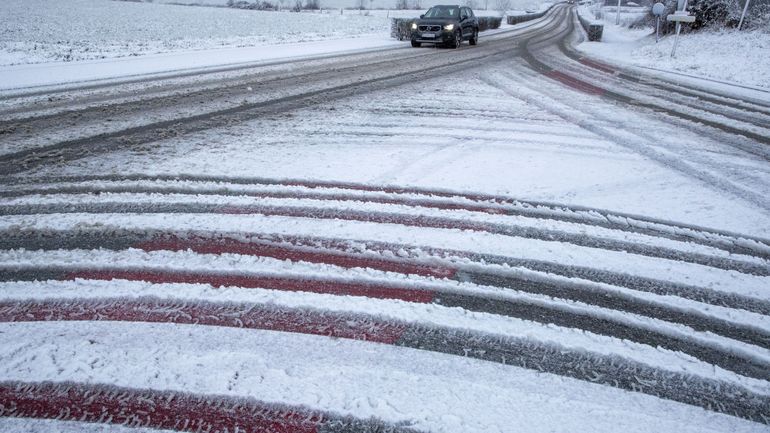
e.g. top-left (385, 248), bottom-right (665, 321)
top-left (741, 2), bottom-right (770, 31)
top-left (688, 0), bottom-right (741, 29)
top-left (495, 0), bottom-right (512, 15)
top-left (228, 0), bottom-right (278, 10)
top-left (632, 0), bottom-right (677, 34)
top-left (477, 16), bottom-right (502, 30)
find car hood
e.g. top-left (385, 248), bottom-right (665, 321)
top-left (416, 18), bottom-right (458, 26)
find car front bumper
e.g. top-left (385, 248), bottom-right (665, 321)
top-left (411, 30), bottom-right (457, 44)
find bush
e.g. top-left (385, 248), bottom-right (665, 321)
top-left (507, 9), bottom-right (547, 24)
top-left (477, 16), bottom-right (502, 31)
top-left (688, 0), bottom-right (741, 29)
top-left (633, 0), bottom-right (677, 34)
top-left (228, 0), bottom-right (277, 10)
top-left (741, 1), bottom-right (770, 31)
top-left (390, 18), bottom-right (417, 39)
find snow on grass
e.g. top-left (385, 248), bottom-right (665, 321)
top-left (0, 0), bottom-right (392, 66)
top-left (151, 0), bottom-right (547, 13)
top-left (577, 9), bottom-right (770, 89)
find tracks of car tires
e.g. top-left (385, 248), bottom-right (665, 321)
top-left (1, 5), bottom-right (769, 430)
top-left (1, 176), bottom-right (769, 423)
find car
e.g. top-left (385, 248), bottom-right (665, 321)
top-left (410, 5), bottom-right (479, 49)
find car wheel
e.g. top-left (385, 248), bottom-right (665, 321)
top-left (469, 28), bottom-right (478, 45)
top-left (411, 40), bottom-right (421, 48)
top-left (451, 29), bottom-right (462, 49)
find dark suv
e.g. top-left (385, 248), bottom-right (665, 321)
top-left (410, 5), bottom-right (479, 48)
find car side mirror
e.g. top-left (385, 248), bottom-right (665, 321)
top-left (420, 14), bottom-right (424, 18)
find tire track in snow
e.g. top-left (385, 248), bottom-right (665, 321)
top-left (1, 297), bottom-right (768, 423)
top-left (533, 10), bottom-right (770, 155)
top-left (4, 263), bottom-right (769, 379)
top-left (2, 200), bottom-right (767, 277)
top-left (0, 8), bottom-right (571, 175)
top-left (557, 10), bottom-right (770, 118)
top-left (2, 229), bottom-right (769, 378)
top-left (481, 70), bottom-right (770, 214)
top-left (5, 174), bottom-right (766, 258)
top-left (0, 381), bottom-right (419, 433)
top-left (2, 226), bottom-right (768, 340)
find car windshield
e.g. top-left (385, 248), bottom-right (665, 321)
top-left (423, 6), bottom-right (459, 18)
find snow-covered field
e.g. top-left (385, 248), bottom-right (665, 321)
top-left (150, 0), bottom-right (545, 12)
top-left (0, 0), bottom-right (391, 65)
top-left (0, 0), bottom-right (547, 67)
top-left (576, 6), bottom-right (770, 89)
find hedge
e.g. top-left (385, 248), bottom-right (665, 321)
top-left (576, 8), bottom-right (603, 41)
top-left (506, 3), bottom-right (559, 25)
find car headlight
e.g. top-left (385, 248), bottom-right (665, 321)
top-left (411, 23), bottom-right (417, 30)
top-left (444, 24), bottom-right (454, 31)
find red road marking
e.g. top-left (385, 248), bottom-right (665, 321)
top-left (546, 70), bottom-right (605, 96)
top-left (136, 236), bottom-right (458, 279)
top-left (578, 57), bottom-right (616, 74)
top-left (0, 299), bottom-right (409, 344)
top-left (0, 381), bottom-right (321, 433)
top-left (64, 270), bottom-right (438, 304)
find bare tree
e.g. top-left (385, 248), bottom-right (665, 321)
top-left (395, 0), bottom-right (408, 8)
top-left (464, 0), bottom-right (478, 8)
top-left (495, 0), bottom-right (511, 15)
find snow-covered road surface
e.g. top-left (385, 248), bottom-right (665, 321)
top-left (1, 4), bottom-right (769, 432)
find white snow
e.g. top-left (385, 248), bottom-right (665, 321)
top-left (1, 2), bottom-right (768, 430)
top-left (0, 321), bottom-right (767, 433)
top-left (3, 212), bottom-right (769, 301)
top-left (0, 0), bottom-right (394, 66)
top-left (576, 6), bottom-right (770, 89)
top-left (5, 187), bottom-right (769, 265)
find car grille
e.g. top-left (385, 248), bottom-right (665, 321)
top-left (418, 25), bottom-right (442, 32)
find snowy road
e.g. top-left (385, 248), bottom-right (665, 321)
top-left (1, 4), bottom-right (769, 433)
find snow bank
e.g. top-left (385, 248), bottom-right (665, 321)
top-left (577, 14), bottom-right (770, 89)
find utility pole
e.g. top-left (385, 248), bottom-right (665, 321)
top-left (616, 0), bottom-right (621, 25)
top-left (738, 0), bottom-right (752, 30)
